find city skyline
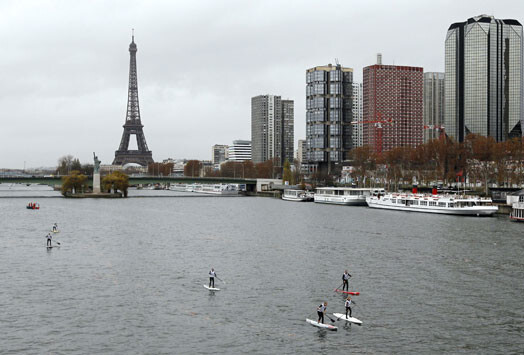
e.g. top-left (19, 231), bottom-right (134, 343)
top-left (1, 1), bottom-right (523, 168)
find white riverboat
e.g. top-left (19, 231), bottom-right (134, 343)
top-left (170, 184), bottom-right (192, 192)
top-left (510, 202), bottom-right (524, 222)
top-left (282, 189), bottom-right (309, 202)
top-left (169, 184), bottom-right (187, 192)
top-left (314, 187), bottom-right (385, 206)
top-left (170, 183), bottom-right (239, 195)
top-left (366, 192), bottom-right (498, 216)
top-left (198, 184), bottom-right (240, 195)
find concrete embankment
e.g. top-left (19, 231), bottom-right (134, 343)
top-left (495, 203), bottom-right (511, 215)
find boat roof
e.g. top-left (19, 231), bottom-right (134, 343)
top-left (316, 187), bottom-right (384, 191)
top-left (387, 192), bottom-right (492, 200)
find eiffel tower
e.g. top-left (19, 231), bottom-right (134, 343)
top-left (113, 31), bottom-right (154, 166)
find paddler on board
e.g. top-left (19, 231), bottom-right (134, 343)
top-left (45, 233), bottom-right (52, 247)
top-left (342, 270), bottom-right (352, 291)
top-left (345, 296), bottom-right (353, 318)
top-left (209, 268), bottom-right (217, 288)
top-left (317, 301), bottom-right (328, 324)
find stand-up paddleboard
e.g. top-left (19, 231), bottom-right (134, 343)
top-left (306, 319), bottom-right (337, 331)
top-left (332, 313), bottom-right (363, 325)
top-left (52, 230), bottom-right (60, 233)
top-left (334, 289), bottom-right (360, 295)
top-left (203, 285), bottom-right (220, 291)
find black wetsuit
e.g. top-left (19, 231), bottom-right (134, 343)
top-left (345, 300), bottom-right (352, 318)
top-left (209, 271), bottom-right (216, 288)
top-left (317, 304), bottom-right (326, 324)
top-left (342, 272), bottom-right (351, 291)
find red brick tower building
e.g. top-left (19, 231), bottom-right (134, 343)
top-left (362, 55), bottom-right (423, 153)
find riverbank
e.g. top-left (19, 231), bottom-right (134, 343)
top-left (64, 192), bottom-right (122, 198)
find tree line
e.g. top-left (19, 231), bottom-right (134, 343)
top-left (197, 159), bottom-right (299, 183)
top-left (61, 171), bottom-right (129, 197)
top-left (348, 134), bottom-right (524, 194)
top-left (56, 155), bottom-right (93, 176)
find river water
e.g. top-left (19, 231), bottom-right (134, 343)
top-left (1, 186), bottom-right (523, 354)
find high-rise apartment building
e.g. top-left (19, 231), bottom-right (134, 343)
top-left (251, 95), bottom-right (294, 166)
top-left (211, 144), bottom-right (228, 164)
top-left (227, 140), bottom-right (251, 161)
top-left (423, 72), bottom-right (445, 143)
top-left (363, 55), bottom-right (423, 153)
top-left (352, 83), bottom-right (363, 148)
top-left (296, 139), bottom-right (307, 165)
top-left (281, 100), bottom-right (294, 164)
top-left (445, 15), bottom-right (523, 142)
top-left (305, 64), bottom-right (353, 174)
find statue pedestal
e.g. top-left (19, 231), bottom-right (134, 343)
top-left (93, 173), bottom-right (101, 194)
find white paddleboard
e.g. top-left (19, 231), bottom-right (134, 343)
top-left (203, 285), bottom-right (220, 291)
top-left (332, 313), bottom-right (363, 325)
top-left (52, 230), bottom-right (60, 233)
top-left (306, 318), bottom-right (337, 331)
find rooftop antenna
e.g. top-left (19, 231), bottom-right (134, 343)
top-left (335, 58), bottom-right (340, 65)
top-left (132, 28), bottom-right (135, 42)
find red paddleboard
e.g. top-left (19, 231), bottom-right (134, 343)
top-left (334, 289), bottom-right (360, 296)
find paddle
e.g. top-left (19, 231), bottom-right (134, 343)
top-left (314, 311), bottom-right (335, 324)
top-left (216, 275), bottom-right (226, 284)
top-left (326, 313), bottom-right (336, 323)
top-left (334, 282), bottom-right (344, 292)
top-left (336, 313), bottom-right (345, 321)
top-left (54, 241), bottom-right (61, 245)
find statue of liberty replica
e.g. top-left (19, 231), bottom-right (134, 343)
top-left (93, 152), bottom-right (101, 193)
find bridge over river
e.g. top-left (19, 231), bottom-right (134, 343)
top-left (0, 176), bottom-right (258, 191)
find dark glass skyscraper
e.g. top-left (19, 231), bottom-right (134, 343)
top-left (445, 15), bottom-right (524, 142)
top-left (305, 64), bottom-right (353, 174)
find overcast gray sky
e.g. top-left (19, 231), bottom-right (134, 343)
top-left (1, 0), bottom-right (522, 168)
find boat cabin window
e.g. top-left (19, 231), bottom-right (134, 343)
top-left (429, 201), bottom-right (437, 206)
top-left (448, 203), bottom-right (454, 208)
top-left (438, 202), bottom-right (446, 207)
top-left (420, 201), bottom-right (427, 206)
top-left (391, 199), bottom-right (396, 203)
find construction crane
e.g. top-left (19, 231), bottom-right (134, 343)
top-left (352, 113), bottom-right (392, 154)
